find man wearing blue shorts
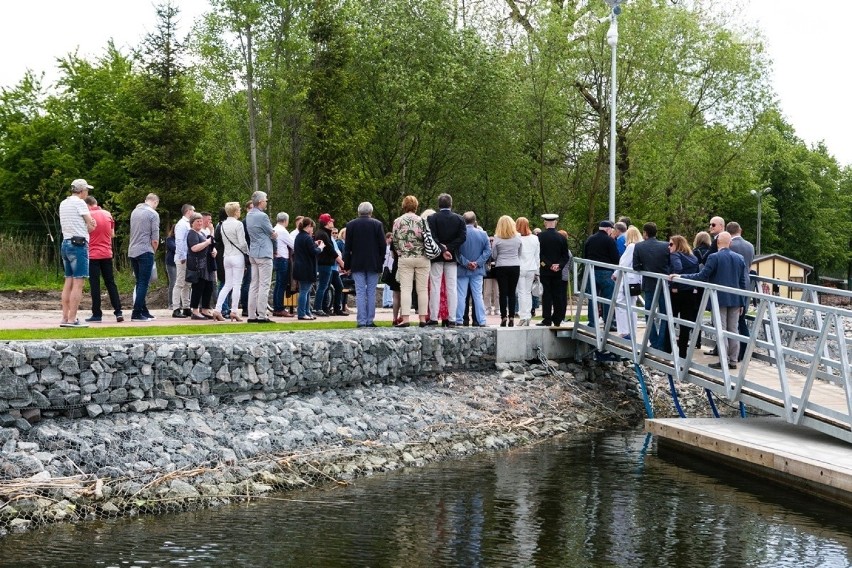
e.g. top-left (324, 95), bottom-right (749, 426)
top-left (59, 179), bottom-right (97, 327)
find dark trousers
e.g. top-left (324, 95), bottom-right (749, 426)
top-left (191, 279), bottom-right (214, 310)
top-left (130, 252), bottom-right (154, 318)
top-left (330, 270), bottom-right (344, 312)
top-left (671, 289), bottom-right (700, 357)
top-left (273, 257), bottom-right (289, 311)
top-left (493, 265), bottom-right (520, 319)
top-left (89, 257), bottom-right (122, 317)
top-left (540, 270), bottom-right (567, 325)
top-left (314, 265), bottom-right (334, 312)
top-left (737, 309), bottom-right (750, 361)
top-left (643, 289), bottom-right (670, 352)
top-left (239, 261), bottom-right (251, 313)
top-left (587, 268), bottom-right (615, 326)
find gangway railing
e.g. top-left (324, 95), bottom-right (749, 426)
top-left (569, 258), bottom-right (852, 443)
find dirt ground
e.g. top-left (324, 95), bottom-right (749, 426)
top-left (0, 286), bottom-right (170, 311)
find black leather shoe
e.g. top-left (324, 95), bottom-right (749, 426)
top-left (536, 321), bottom-right (552, 327)
top-left (173, 309), bottom-right (187, 318)
top-left (314, 310), bottom-right (330, 317)
top-left (393, 322), bottom-right (411, 328)
top-left (423, 320), bottom-right (439, 326)
top-left (704, 348), bottom-right (718, 356)
top-left (709, 361), bottom-right (736, 370)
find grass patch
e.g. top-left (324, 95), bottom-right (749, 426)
top-left (0, 320), bottom-right (389, 342)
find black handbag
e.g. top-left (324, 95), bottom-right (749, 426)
top-left (70, 236), bottom-right (87, 246)
top-left (628, 283), bottom-right (641, 297)
top-left (381, 266), bottom-right (393, 285)
top-left (185, 268), bottom-right (201, 284)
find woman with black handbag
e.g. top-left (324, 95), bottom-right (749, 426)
top-left (186, 213), bottom-right (221, 321)
top-left (669, 235), bottom-right (701, 358)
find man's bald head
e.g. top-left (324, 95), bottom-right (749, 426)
top-left (716, 231), bottom-right (732, 249)
top-left (709, 216), bottom-right (724, 236)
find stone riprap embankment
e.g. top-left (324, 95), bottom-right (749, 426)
top-left (0, 330), bottom-right (495, 428)
top-left (0, 329), bottom-right (724, 535)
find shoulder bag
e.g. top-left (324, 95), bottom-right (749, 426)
top-left (421, 218), bottom-right (442, 260)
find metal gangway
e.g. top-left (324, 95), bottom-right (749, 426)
top-left (569, 258), bottom-right (852, 444)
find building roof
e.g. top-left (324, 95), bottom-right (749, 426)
top-left (753, 253), bottom-right (813, 273)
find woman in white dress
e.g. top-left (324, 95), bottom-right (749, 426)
top-left (613, 225), bottom-right (643, 339)
top-left (515, 217), bottom-right (540, 326)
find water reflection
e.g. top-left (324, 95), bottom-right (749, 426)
top-left (2, 431), bottom-right (850, 567)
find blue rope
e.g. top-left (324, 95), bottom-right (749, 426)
top-left (705, 389), bottom-right (720, 418)
top-left (739, 401), bottom-right (747, 418)
top-left (633, 363), bottom-right (655, 419)
top-left (668, 374), bottom-right (687, 418)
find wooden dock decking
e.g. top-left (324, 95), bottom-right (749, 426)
top-left (646, 417), bottom-right (852, 507)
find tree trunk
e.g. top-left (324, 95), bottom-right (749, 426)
top-left (242, 24), bottom-right (259, 195)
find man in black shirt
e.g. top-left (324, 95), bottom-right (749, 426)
top-left (582, 220), bottom-right (620, 327)
top-left (536, 214), bottom-right (572, 327)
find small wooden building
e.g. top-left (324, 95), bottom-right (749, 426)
top-left (751, 254), bottom-right (812, 300)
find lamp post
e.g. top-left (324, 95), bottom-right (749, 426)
top-left (604, 0), bottom-right (624, 222)
top-left (749, 186), bottom-right (770, 255)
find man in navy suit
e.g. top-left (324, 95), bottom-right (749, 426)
top-left (344, 202), bottom-right (386, 328)
top-left (633, 222), bottom-right (671, 351)
top-left (671, 231), bottom-right (748, 369)
top-left (727, 221), bottom-right (755, 360)
top-left (426, 193), bottom-right (467, 327)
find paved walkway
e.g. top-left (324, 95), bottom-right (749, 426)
top-left (0, 307), bottom-right (536, 330)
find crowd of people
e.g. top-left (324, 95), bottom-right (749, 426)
top-left (58, 177), bottom-right (754, 368)
top-left (57, 181), bottom-right (577, 330)
top-left (587, 214), bottom-right (754, 369)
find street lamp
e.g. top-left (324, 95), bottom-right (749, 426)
top-left (749, 186), bottom-right (770, 255)
top-left (604, 0), bottom-right (624, 222)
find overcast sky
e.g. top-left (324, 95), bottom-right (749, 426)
top-left (1, 0), bottom-right (849, 167)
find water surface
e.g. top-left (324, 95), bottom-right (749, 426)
top-left (2, 431), bottom-right (850, 567)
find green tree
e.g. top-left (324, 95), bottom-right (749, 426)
top-left (116, 1), bottom-right (214, 223)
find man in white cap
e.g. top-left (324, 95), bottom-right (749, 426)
top-left (59, 179), bottom-right (97, 327)
top-left (536, 214), bottom-right (571, 326)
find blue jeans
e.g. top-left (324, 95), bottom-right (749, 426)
top-left (353, 271), bottom-right (379, 326)
top-left (314, 265), bottom-right (333, 312)
top-left (130, 252), bottom-right (154, 318)
top-left (61, 240), bottom-right (89, 278)
top-left (273, 257), bottom-right (289, 311)
top-left (587, 269), bottom-right (614, 326)
top-left (298, 281), bottom-right (313, 318)
top-left (643, 290), bottom-right (669, 351)
top-left (456, 272), bottom-right (486, 325)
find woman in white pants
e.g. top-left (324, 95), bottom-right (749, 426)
top-left (214, 202), bottom-right (248, 321)
top-left (515, 217), bottom-right (540, 326)
top-left (613, 225), bottom-right (643, 338)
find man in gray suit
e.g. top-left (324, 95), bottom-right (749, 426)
top-left (727, 221), bottom-right (755, 360)
top-left (245, 191), bottom-right (277, 322)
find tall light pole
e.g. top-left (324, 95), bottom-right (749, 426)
top-left (604, 0), bottom-right (624, 222)
top-left (749, 186), bottom-right (770, 255)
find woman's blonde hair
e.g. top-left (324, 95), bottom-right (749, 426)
top-left (693, 231), bottom-right (711, 248)
top-left (625, 225), bottom-right (642, 245)
top-left (516, 217), bottom-right (532, 236)
top-left (224, 201), bottom-right (240, 218)
top-left (670, 235), bottom-right (692, 254)
top-left (494, 215), bottom-right (517, 239)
